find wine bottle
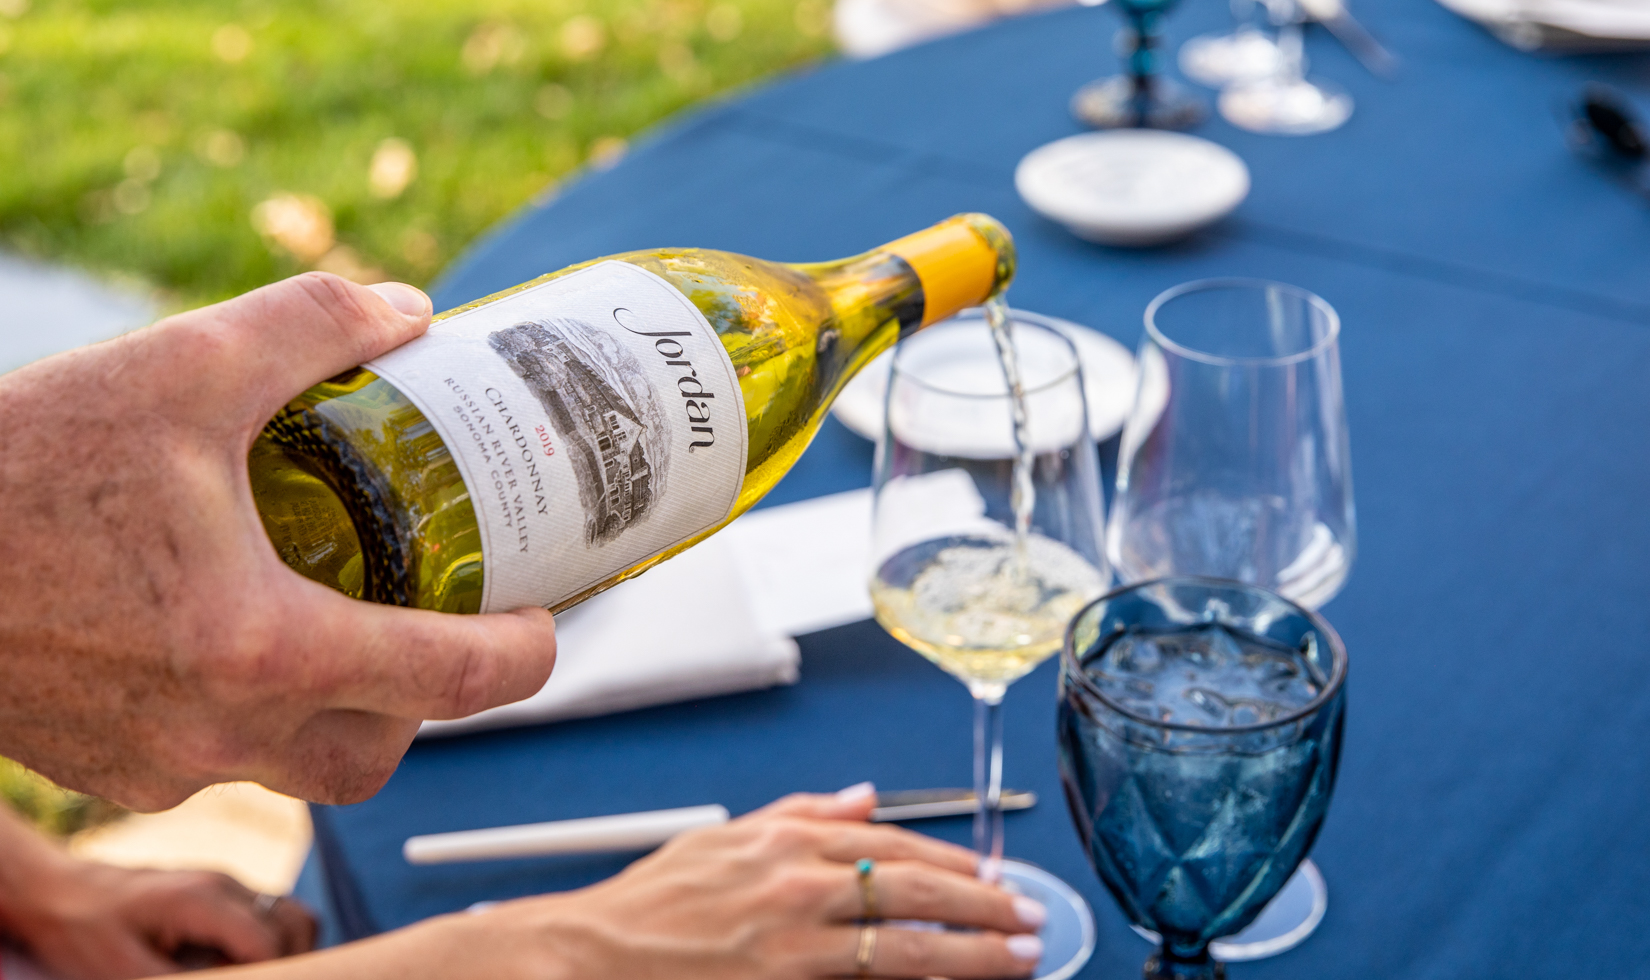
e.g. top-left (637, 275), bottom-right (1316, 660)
top-left (250, 213), bottom-right (1015, 614)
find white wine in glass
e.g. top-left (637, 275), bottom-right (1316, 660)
top-left (869, 307), bottom-right (1108, 980)
top-left (871, 532), bottom-right (1103, 691)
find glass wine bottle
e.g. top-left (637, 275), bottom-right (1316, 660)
top-left (250, 214), bottom-right (1015, 615)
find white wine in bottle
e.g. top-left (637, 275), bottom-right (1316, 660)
top-left (251, 214), bottom-right (1015, 614)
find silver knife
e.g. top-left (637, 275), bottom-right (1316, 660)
top-left (871, 788), bottom-right (1037, 822)
top-left (1296, 0), bottom-right (1398, 78)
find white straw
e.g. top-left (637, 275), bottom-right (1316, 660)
top-left (403, 804), bottom-right (731, 864)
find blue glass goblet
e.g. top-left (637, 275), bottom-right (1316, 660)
top-left (1057, 577), bottom-right (1347, 979)
top-left (1072, 0), bottom-right (1206, 130)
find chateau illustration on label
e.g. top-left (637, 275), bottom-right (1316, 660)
top-left (488, 318), bottom-right (671, 547)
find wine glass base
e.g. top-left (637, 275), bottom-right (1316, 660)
top-left (1072, 76), bottom-right (1207, 131)
top-left (1179, 30), bottom-right (1284, 88)
top-left (998, 859), bottom-right (1096, 980)
top-left (1218, 77), bottom-right (1354, 135)
top-left (1129, 859), bottom-right (1327, 961)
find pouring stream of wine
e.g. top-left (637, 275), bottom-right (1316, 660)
top-left (983, 296), bottom-right (1035, 558)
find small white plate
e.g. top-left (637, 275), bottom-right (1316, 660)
top-left (831, 308), bottom-right (1138, 443)
top-left (1015, 131), bottom-right (1251, 246)
top-left (1435, 0), bottom-right (1650, 44)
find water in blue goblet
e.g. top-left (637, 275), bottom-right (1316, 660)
top-left (1057, 578), bottom-right (1347, 980)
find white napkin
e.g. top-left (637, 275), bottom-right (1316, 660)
top-left (419, 489), bottom-right (875, 737)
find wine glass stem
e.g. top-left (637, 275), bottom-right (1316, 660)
top-left (1147, 943), bottom-right (1224, 980)
top-left (973, 690), bottom-right (1006, 882)
top-left (1278, 20), bottom-right (1305, 80)
top-left (1124, 8), bottom-right (1159, 121)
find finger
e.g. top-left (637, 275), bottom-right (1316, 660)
top-left (756, 782), bottom-right (877, 821)
top-left (161, 880), bottom-right (283, 964)
top-left (307, 592), bottom-right (556, 721)
top-left (131, 871), bottom-right (283, 964)
top-left (821, 860), bottom-right (1042, 934)
top-left (812, 823), bottom-right (979, 878)
top-left (823, 924), bottom-right (1041, 979)
top-left (35, 930), bottom-right (183, 979)
top-left (212, 880), bottom-right (317, 959)
top-left (169, 272), bottom-right (432, 428)
top-left (264, 895), bottom-right (319, 955)
top-left (106, 934), bottom-right (185, 977)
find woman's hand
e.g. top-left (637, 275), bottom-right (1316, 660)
top-left (0, 858), bottom-right (315, 979)
top-left (465, 783), bottom-right (1047, 980)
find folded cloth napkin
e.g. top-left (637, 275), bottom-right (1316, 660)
top-left (418, 489), bottom-right (874, 737)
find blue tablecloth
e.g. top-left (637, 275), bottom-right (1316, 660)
top-left (294, 1), bottom-right (1650, 975)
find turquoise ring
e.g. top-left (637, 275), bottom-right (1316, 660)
top-left (855, 857), bottom-right (879, 920)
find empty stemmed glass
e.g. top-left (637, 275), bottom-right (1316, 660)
top-left (870, 308), bottom-right (1109, 979)
top-left (1072, 0), bottom-right (1205, 130)
top-left (1058, 577), bottom-right (1348, 980)
top-left (1179, 0), bottom-right (1284, 89)
top-left (1217, 0), bottom-right (1353, 135)
top-left (1110, 279), bottom-right (1355, 610)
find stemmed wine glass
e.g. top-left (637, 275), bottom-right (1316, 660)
top-left (1107, 278), bottom-right (1353, 959)
top-left (870, 308), bottom-right (1109, 979)
top-left (1072, 0), bottom-right (1205, 130)
top-left (1217, 0), bottom-right (1353, 135)
top-left (1179, 0), bottom-right (1284, 89)
top-left (1110, 279), bottom-right (1355, 608)
top-left (1058, 577), bottom-right (1348, 980)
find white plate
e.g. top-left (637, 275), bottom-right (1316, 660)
top-left (833, 0), bottom-right (1093, 59)
top-left (831, 308), bottom-right (1137, 443)
top-left (1435, 0), bottom-right (1650, 45)
top-left (1015, 131), bottom-right (1250, 247)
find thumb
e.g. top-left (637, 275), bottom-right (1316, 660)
top-left (181, 272), bottom-right (433, 427)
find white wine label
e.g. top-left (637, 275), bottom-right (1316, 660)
top-left (367, 261), bottom-right (748, 612)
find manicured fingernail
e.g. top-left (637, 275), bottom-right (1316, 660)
top-left (835, 781), bottom-right (876, 802)
top-left (1013, 896), bottom-right (1047, 929)
top-left (367, 281), bottom-right (432, 317)
top-left (1007, 934), bottom-right (1044, 962)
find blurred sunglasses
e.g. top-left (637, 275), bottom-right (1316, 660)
top-left (1567, 86), bottom-right (1649, 197)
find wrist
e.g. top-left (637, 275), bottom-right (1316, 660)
top-left (458, 894), bottom-right (615, 980)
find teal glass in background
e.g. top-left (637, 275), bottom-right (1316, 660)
top-left (1058, 577), bottom-right (1348, 980)
top-left (1072, 0), bottom-right (1207, 129)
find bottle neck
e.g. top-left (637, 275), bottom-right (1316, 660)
top-left (881, 214), bottom-right (1014, 329)
top-left (801, 213), bottom-right (1015, 357)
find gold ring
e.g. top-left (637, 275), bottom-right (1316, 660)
top-left (855, 923), bottom-right (878, 977)
top-left (855, 857), bottom-right (879, 921)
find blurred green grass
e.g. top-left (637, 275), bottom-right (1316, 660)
top-left (0, 0), bottom-right (834, 310)
top-left (0, 758), bottom-right (124, 837)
